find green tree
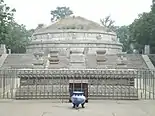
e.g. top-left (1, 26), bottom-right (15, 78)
top-left (0, 0), bottom-right (16, 44)
top-left (116, 26), bottom-right (133, 53)
top-left (129, 12), bottom-right (155, 53)
top-left (128, 0), bottom-right (155, 54)
top-left (6, 22), bottom-right (31, 53)
top-left (151, 0), bottom-right (155, 12)
top-left (50, 6), bottom-right (73, 22)
top-left (0, 0), bottom-right (31, 53)
top-left (100, 15), bottom-right (115, 32)
top-left (100, 16), bottom-right (133, 52)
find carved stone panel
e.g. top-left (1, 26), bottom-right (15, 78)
top-left (33, 52), bottom-right (44, 60)
top-left (96, 34), bottom-right (102, 40)
top-left (117, 54), bottom-right (127, 65)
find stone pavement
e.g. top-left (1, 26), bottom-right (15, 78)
top-left (0, 100), bottom-right (155, 116)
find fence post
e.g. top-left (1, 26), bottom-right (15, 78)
top-left (136, 70), bottom-right (139, 100)
top-left (153, 70), bottom-right (155, 100)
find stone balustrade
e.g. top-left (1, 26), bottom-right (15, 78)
top-left (15, 85), bottom-right (138, 100)
top-left (17, 69), bottom-right (137, 79)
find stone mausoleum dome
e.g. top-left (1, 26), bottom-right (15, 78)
top-left (27, 16), bottom-right (122, 55)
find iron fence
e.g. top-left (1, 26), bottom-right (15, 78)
top-left (0, 69), bottom-right (154, 100)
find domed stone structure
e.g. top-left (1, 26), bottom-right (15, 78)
top-left (26, 16), bottom-right (122, 55)
top-left (0, 16), bottom-right (153, 101)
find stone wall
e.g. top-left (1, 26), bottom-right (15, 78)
top-left (27, 42), bottom-right (122, 54)
top-left (32, 31), bottom-right (117, 41)
top-left (27, 31), bottom-right (122, 54)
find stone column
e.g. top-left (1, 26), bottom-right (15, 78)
top-left (32, 52), bottom-right (44, 68)
top-left (96, 50), bottom-right (106, 68)
top-left (116, 54), bottom-right (127, 68)
top-left (69, 48), bottom-right (86, 69)
top-left (144, 45), bottom-right (150, 54)
top-left (47, 50), bottom-right (59, 68)
top-left (0, 44), bottom-right (7, 54)
top-left (8, 49), bottom-right (11, 54)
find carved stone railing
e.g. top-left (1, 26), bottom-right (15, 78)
top-left (17, 69), bottom-right (138, 79)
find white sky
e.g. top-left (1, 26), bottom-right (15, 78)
top-left (5, 0), bottom-right (152, 29)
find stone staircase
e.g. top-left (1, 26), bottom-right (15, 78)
top-left (142, 55), bottom-right (155, 70)
top-left (1, 54), bottom-right (35, 69)
top-left (0, 53), bottom-right (149, 69)
top-left (86, 54), bottom-right (148, 69)
top-left (148, 54), bottom-right (155, 67)
top-left (126, 54), bottom-right (148, 69)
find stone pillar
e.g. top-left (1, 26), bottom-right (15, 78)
top-left (69, 48), bottom-right (86, 69)
top-left (47, 50), bottom-right (59, 68)
top-left (0, 44), bottom-right (7, 54)
top-left (32, 52), bottom-right (44, 68)
top-left (96, 50), bottom-right (106, 66)
top-left (116, 53), bottom-right (127, 68)
top-left (8, 49), bottom-right (11, 54)
top-left (144, 45), bottom-right (150, 54)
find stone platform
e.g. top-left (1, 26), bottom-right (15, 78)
top-left (0, 100), bottom-right (154, 116)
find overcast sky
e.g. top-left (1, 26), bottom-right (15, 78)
top-left (5, 0), bottom-right (152, 29)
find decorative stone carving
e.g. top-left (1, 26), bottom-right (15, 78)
top-left (96, 50), bottom-right (107, 64)
top-left (72, 33), bottom-right (76, 39)
top-left (96, 34), bottom-right (102, 40)
top-left (48, 50), bottom-right (59, 64)
top-left (32, 61), bottom-right (44, 66)
top-left (69, 48), bottom-right (86, 69)
top-left (112, 37), bottom-right (117, 42)
top-left (33, 52), bottom-right (44, 60)
top-left (117, 54), bottom-right (126, 65)
top-left (96, 50), bottom-right (106, 55)
top-left (49, 50), bottom-right (58, 54)
top-left (32, 36), bottom-right (37, 40)
top-left (32, 52), bottom-right (44, 66)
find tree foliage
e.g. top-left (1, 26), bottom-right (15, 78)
top-left (151, 0), bottom-right (155, 12)
top-left (0, 0), bottom-right (31, 53)
top-left (100, 15), bottom-right (116, 32)
top-left (116, 26), bottom-right (133, 53)
top-left (50, 6), bottom-right (73, 22)
top-left (5, 22), bottom-right (31, 53)
top-left (100, 16), bottom-right (133, 53)
top-left (0, 0), bottom-right (16, 44)
top-left (129, 2), bottom-right (155, 54)
top-left (110, 0), bottom-right (155, 54)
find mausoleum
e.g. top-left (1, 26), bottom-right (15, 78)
top-left (0, 16), bottom-right (154, 101)
top-left (27, 16), bottom-right (122, 55)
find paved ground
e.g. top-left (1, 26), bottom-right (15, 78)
top-left (0, 100), bottom-right (155, 116)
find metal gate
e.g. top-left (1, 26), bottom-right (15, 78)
top-left (0, 69), bottom-right (154, 100)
